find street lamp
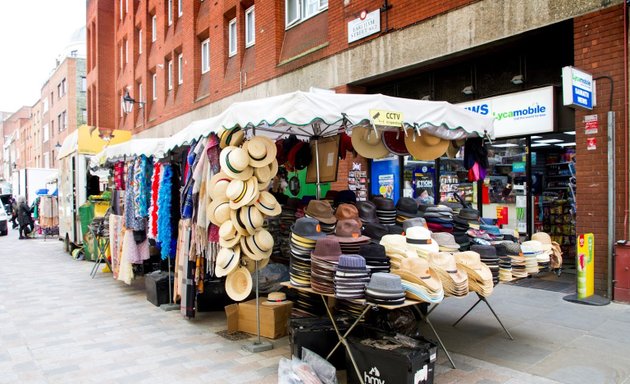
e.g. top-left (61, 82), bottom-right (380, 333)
top-left (122, 91), bottom-right (146, 131)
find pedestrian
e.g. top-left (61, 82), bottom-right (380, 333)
top-left (16, 196), bottom-right (33, 239)
top-left (9, 196), bottom-right (18, 229)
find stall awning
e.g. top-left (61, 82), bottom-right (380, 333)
top-left (92, 137), bottom-right (168, 165)
top-left (164, 91), bottom-right (495, 152)
top-left (57, 125), bottom-right (133, 160)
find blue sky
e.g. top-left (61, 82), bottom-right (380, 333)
top-left (0, 0), bottom-right (86, 113)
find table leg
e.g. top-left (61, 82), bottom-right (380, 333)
top-left (451, 298), bottom-right (482, 327)
top-left (480, 296), bottom-right (514, 340)
top-left (414, 304), bottom-right (456, 369)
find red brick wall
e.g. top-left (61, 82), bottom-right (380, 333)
top-left (574, 4), bottom-right (626, 295)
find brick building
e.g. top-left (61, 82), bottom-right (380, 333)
top-left (1, 107), bottom-right (31, 180)
top-left (88, 0), bottom-right (629, 297)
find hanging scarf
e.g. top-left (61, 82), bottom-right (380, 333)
top-left (148, 162), bottom-right (162, 239)
top-left (139, 156), bottom-right (153, 217)
top-left (124, 161), bottom-right (138, 229)
top-left (114, 161), bottom-right (125, 190)
top-left (181, 142), bottom-right (198, 219)
top-left (157, 164), bottom-right (174, 260)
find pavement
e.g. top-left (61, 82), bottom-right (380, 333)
top-left (0, 227), bottom-right (629, 384)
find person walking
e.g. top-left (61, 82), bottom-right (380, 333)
top-left (17, 196), bottom-right (33, 239)
top-left (9, 196), bottom-right (18, 229)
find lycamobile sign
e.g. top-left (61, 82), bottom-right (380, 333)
top-left (457, 86), bottom-right (554, 138)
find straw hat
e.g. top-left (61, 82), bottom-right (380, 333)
top-left (220, 146), bottom-right (254, 180)
top-left (396, 256), bottom-right (443, 293)
top-left (379, 234), bottom-right (409, 258)
top-left (208, 172), bottom-right (231, 200)
top-left (215, 247), bottom-right (241, 277)
top-left (207, 199), bottom-right (231, 226)
top-left (351, 126), bottom-right (390, 159)
top-left (219, 220), bottom-right (242, 248)
top-left (532, 232), bottom-right (553, 253)
top-left (262, 292), bottom-right (289, 306)
top-left (218, 126), bottom-right (245, 149)
top-left (405, 131), bottom-right (450, 161)
top-left (446, 139), bottom-right (465, 158)
top-left (225, 266), bottom-right (252, 301)
top-left (241, 254), bottom-right (269, 274)
top-left (226, 177), bottom-right (260, 210)
top-left (243, 136), bottom-right (277, 168)
top-left (454, 251), bottom-right (494, 296)
top-left (406, 226), bottom-right (439, 255)
top-left (254, 191), bottom-right (282, 217)
top-left (240, 229), bottom-right (274, 261)
top-left (231, 205), bottom-right (264, 236)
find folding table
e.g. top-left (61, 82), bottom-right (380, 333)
top-left (451, 292), bottom-right (514, 340)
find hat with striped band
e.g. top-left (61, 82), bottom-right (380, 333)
top-left (240, 229), bottom-right (274, 261)
top-left (220, 146), bottom-right (254, 180)
top-left (215, 246), bottom-right (241, 277)
top-left (226, 177), bottom-right (260, 210)
top-left (218, 126), bottom-right (245, 149)
top-left (254, 191), bottom-right (282, 217)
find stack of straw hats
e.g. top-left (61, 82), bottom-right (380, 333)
top-left (365, 272), bottom-right (406, 305)
top-left (405, 226), bottom-right (440, 258)
top-left (310, 237), bottom-right (342, 294)
top-left (454, 251), bottom-right (494, 297)
top-left (305, 200), bottom-right (337, 234)
top-left (521, 240), bottom-right (543, 275)
top-left (429, 252), bottom-right (469, 297)
top-left (214, 131), bottom-right (281, 302)
top-left (328, 219), bottom-right (371, 254)
top-left (289, 217), bottom-right (325, 287)
top-left (532, 232), bottom-right (553, 272)
top-left (392, 254), bottom-right (444, 303)
top-left (334, 254), bottom-right (370, 299)
top-left (379, 234), bottom-right (410, 269)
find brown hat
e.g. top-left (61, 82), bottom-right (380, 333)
top-left (405, 131), bottom-right (450, 161)
top-left (330, 219), bottom-right (370, 243)
top-left (335, 203), bottom-right (361, 226)
top-left (305, 200), bottom-right (336, 225)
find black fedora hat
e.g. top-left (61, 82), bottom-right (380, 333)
top-left (357, 201), bottom-right (378, 223)
top-left (334, 190), bottom-right (357, 207)
top-left (396, 197), bottom-right (419, 218)
top-left (363, 222), bottom-right (388, 240)
top-left (359, 243), bottom-right (387, 261)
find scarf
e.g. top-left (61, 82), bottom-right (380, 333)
top-left (157, 164), bottom-right (174, 260)
top-left (148, 162), bottom-right (162, 239)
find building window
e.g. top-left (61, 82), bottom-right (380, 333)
top-left (228, 18), bottom-right (237, 57)
top-left (178, 0), bottom-right (183, 17)
top-left (125, 39), bottom-right (129, 64)
top-left (43, 123), bottom-right (49, 142)
top-left (120, 43), bottom-right (123, 68)
top-left (152, 73), bottom-right (157, 100)
top-left (201, 38), bottom-right (210, 73)
top-left (43, 152), bottom-right (50, 169)
top-left (81, 76), bottom-right (87, 92)
top-left (167, 0), bottom-right (173, 26)
top-left (119, 0), bottom-right (123, 20)
top-left (81, 109), bottom-right (87, 124)
top-left (285, 0), bottom-right (328, 28)
top-left (245, 6), bottom-right (255, 47)
top-left (138, 28), bottom-right (143, 54)
top-left (152, 15), bottom-right (157, 42)
top-left (178, 53), bottom-right (183, 84)
top-left (167, 60), bottom-right (173, 90)
top-left (43, 98), bottom-right (48, 112)
top-left (139, 83), bottom-right (143, 104)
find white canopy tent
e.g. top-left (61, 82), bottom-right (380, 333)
top-left (164, 91), bottom-right (495, 152)
top-left (92, 138), bottom-right (168, 166)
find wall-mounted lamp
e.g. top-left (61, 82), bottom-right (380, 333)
top-left (55, 142), bottom-right (62, 149)
top-left (122, 91), bottom-right (145, 114)
top-left (461, 85), bottom-right (474, 95)
top-left (511, 74), bottom-right (525, 85)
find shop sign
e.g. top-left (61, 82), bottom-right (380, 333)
top-left (577, 233), bottom-right (595, 299)
top-left (587, 137), bottom-right (597, 150)
top-left (348, 9), bottom-right (381, 43)
top-left (562, 66), bottom-right (594, 110)
top-left (496, 206), bottom-right (508, 226)
top-left (457, 86), bottom-right (554, 138)
top-left (584, 114), bottom-right (598, 135)
top-left (512, 162), bottom-right (526, 173)
top-left (370, 109), bottom-right (403, 127)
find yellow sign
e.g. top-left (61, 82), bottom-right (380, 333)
top-left (576, 233), bottom-right (595, 299)
top-left (370, 109), bottom-right (403, 127)
top-left (77, 125), bottom-right (132, 155)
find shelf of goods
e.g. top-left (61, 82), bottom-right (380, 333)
top-left (439, 174), bottom-right (473, 204)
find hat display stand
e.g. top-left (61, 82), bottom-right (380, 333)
top-left (242, 260), bottom-right (273, 353)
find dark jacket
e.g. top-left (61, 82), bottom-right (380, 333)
top-left (17, 202), bottom-right (32, 226)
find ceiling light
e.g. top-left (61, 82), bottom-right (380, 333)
top-left (535, 139), bottom-right (564, 144)
top-left (563, 131), bottom-right (576, 135)
top-left (531, 143), bottom-right (550, 147)
top-left (555, 142), bottom-right (576, 147)
top-left (492, 143), bottom-right (519, 148)
top-left (511, 74), bottom-right (525, 85)
top-left (531, 135), bottom-right (543, 139)
top-left (461, 85), bottom-right (474, 95)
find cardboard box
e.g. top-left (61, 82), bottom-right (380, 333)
top-left (225, 298), bottom-right (293, 339)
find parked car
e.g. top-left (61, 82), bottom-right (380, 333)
top-left (0, 204), bottom-right (8, 236)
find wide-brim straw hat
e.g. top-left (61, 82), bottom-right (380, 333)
top-left (396, 256), bottom-right (443, 293)
top-left (215, 246), bottom-right (241, 278)
top-left (446, 139), bottom-right (465, 158)
top-left (226, 177), bottom-right (260, 210)
top-left (254, 191), bottom-right (282, 217)
top-left (240, 229), bottom-right (274, 261)
top-left (243, 136), bottom-right (277, 168)
top-left (208, 172), bottom-right (231, 201)
top-left (351, 126), bottom-right (390, 159)
top-left (532, 232), bottom-right (553, 252)
top-left (454, 251), bottom-right (494, 294)
top-left (429, 252), bottom-right (468, 285)
top-left (220, 146), bottom-right (254, 180)
top-left (230, 205), bottom-right (264, 236)
top-left (218, 126), bottom-right (245, 149)
top-left (208, 199), bottom-right (231, 226)
top-left (219, 220), bottom-right (242, 248)
top-left (225, 266), bottom-right (253, 301)
top-left (405, 130), bottom-right (450, 161)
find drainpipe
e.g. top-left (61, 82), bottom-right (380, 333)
top-left (624, 0), bottom-right (629, 241)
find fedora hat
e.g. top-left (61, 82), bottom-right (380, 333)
top-left (215, 246), bottom-right (241, 277)
top-left (431, 232), bottom-right (460, 251)
top-left (356, 201), bottom-right (378, 224)
top-left (405, 131), bottom-right (450, 161)
top-left (430, 252), bottom-right (468, 286)
top-left (402, 217), bottom-right (427, 231)
top-left (231, 205), bottom-right (264, 236)
top-left (446, 139), bottom-right (465, 158)
top-left (406, 226), bottom-right (439, 255)
top-left (240, 229), bottom-right (274, 261)
top-left (334, 190), bottom-right (357, 207)
top-left (241, 254), bottom-right (269, 274)
top-left (363, 222), bottom-right (388, 240)
top-left (396, 256), bottom-right (443, 293)
top-left (243, 136), bottom-right (277, 168)
top-left (225, 266), bottom-right (252, 302)
top-left (220, 146), bottom-right (254, 180)
top-left (396, 197), bottom-right (419, 218)
top-left (351, 126), bottom-right (390, 159)
top-left (262, 292), bottom-right (288, 306)
top-left (330, 219), bottom-right (370, 243)
top-left (291, 217), bottom-right (326, 241)
top-left (218, 126), bottom-right (245, 149)
top-left (219, 220), bottom-right (242, 248)
top-left (208, 199), bottom-right (231, 226)
top-left (382, 129), bottom-right (409, 156)
top-left (226, 177), bottom-right (260, 209)
top-left (335, 203), bottom-right (361, 226)
top-left (254, 191), bottom-right (282, 217)
top-left (454, 251), bottom-right (493, 283)
top-left (311, 237), bottom-right (342, 260)
top-left (305, 200), bottom-right (336, 225)
top-left (208, 172), bottom-right (231, 201)
top-left (379, 234), bottom-right (409, 258)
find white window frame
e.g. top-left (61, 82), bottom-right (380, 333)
top-left (152, 73), bottom-right (157, 100)
top-left (178, 0), bottom-right (183, 17)
top-left (138, 28), bottom-right (143, 54)
top-left (167, 60), bottom-right (173, 90)
top-left (43, 123), bottom-right (49, 142)
top-left (228, 18), bottom-right (237, 57)
top-left (285, 0), bottom-right (328, 28)
top-left (138, 83), bottom-right (143, 104)
top-left (119, 44), bottom-right (123, 68)
top-left (245, 6), bottom-right (255, 48)
top-left (81, 76), bottom-right (87, 92)
top-left (152, 15), bottom-right (157, 42)
top-left (167, 0), bottom-right (173, 26)
top-left (201, 38), bottom-right (210, 74)
top-left (119, 0), bottom-right (123, 20)
top-left (178, 53), bottom-right (184, 84)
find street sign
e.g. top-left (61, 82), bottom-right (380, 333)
top-left (562, 66), bottom-right (594, 110)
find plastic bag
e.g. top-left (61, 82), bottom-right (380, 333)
top-left (302, 348), bottom-right (337, 384)
top-left (291, 356), bottom-right (323, 384)
top-left (367, 307), bottom-right (422, 339)
top-left (278, 357), bottom-right (301, 384)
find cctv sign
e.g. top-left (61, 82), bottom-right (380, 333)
top-left (562, 66), bottom-right (594, 110)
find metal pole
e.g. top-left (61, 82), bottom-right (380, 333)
top-left (255, 260), bottom-right (261, 344)
top-left (315, 138), bottom-right (321, 200)
top-left (608, 110), bottom-right (616, 299)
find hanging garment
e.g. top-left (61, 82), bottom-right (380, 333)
top-left (148, 162), bottom-right (162, 239)
top-left (109, 214), bottom-right (124, 280)
top-left (157, 164), bottom-right (174, 260)
top-left (114, 161), bottom-right (125, 190)
top-left (121, 229), bottom-right (150, 264)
